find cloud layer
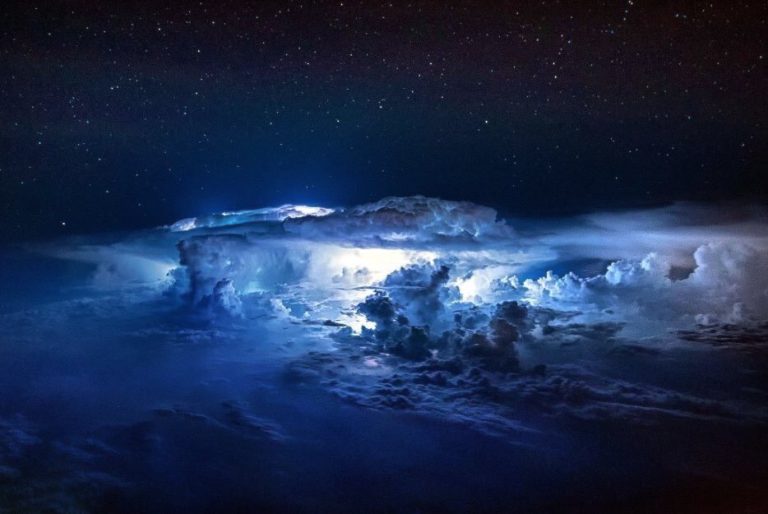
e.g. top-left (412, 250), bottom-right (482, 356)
top-left (25, 196), bottom-right (768, 437)
top-left (3, 197), bottom-right (768, 510)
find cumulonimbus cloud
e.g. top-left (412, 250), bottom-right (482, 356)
top-left (36, 196), bottom-right (768, 332)
top-left (11, 196), bottom-right (768, 442)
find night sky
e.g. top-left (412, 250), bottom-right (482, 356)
top-left (1, 1), bottom-right (766, 242)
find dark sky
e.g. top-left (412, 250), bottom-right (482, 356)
top-left (1, 1), bottom-right (766, 242)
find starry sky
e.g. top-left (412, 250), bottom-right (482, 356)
top-left (1, 1), bottom-right (766, 242)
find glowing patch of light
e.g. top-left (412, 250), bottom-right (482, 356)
top-left (340, 312), bottom-right (376, 334)
top-left (170, 218), bottom-right (197, 232)
top-left (454, 266), bottom-right (521, 304)
top-left (275, 204), bottom-right (336, 219)
top-left (307, 245), bottom-right (439, 288)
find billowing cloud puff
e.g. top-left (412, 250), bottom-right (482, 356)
top-left (177, 234), bottom-right (309, 305)
top-left (522, 242), bottom-right (768, 327)
top-left (349, 263), bottom-right (525, 371)
top-left (199, 278), bottom-right (243, 317)
top-left (381, 263), bottom-right (459, 327)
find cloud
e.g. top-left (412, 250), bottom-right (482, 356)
top-left (198, 278), bottom-right (243, 317)
top-left (283, 195), bottom-right (514, 244)
top-left (18, 196), bottom-right (768, 440)
top-left (17, 196), bottom-right (767, 361)
top-left (35, 242), bottom-right (176, 289)
top-left (0, 415), bottom-right (40, 462)
top-left (530, 202), bottom-right (768, 265)
top-left (305, 258), bottom-right (768, 436)
top-left (522, 242), bottom-right (768, 327)
top-left (381, 263), bottom-right (459, 327)
top-left (286, 342), bottom-right (768, 438)
top-left (169, 204), bottom-right (335, 232)
top-left (43, 196), bottom-right (753, 343)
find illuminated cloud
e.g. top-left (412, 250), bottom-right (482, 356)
top-left (37, 196), bottom-right (768, 335)
top-left (283, 195), bottom-right (514, 243)
top-left (169, 204), bottom-right (335, 232)
top-left (6, 196), bottom-right (768, 475)
top-left (522, 242), bottom-right (768, 326)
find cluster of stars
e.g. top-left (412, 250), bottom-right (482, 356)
top-left (0, 1), bottom-right (765, 240)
